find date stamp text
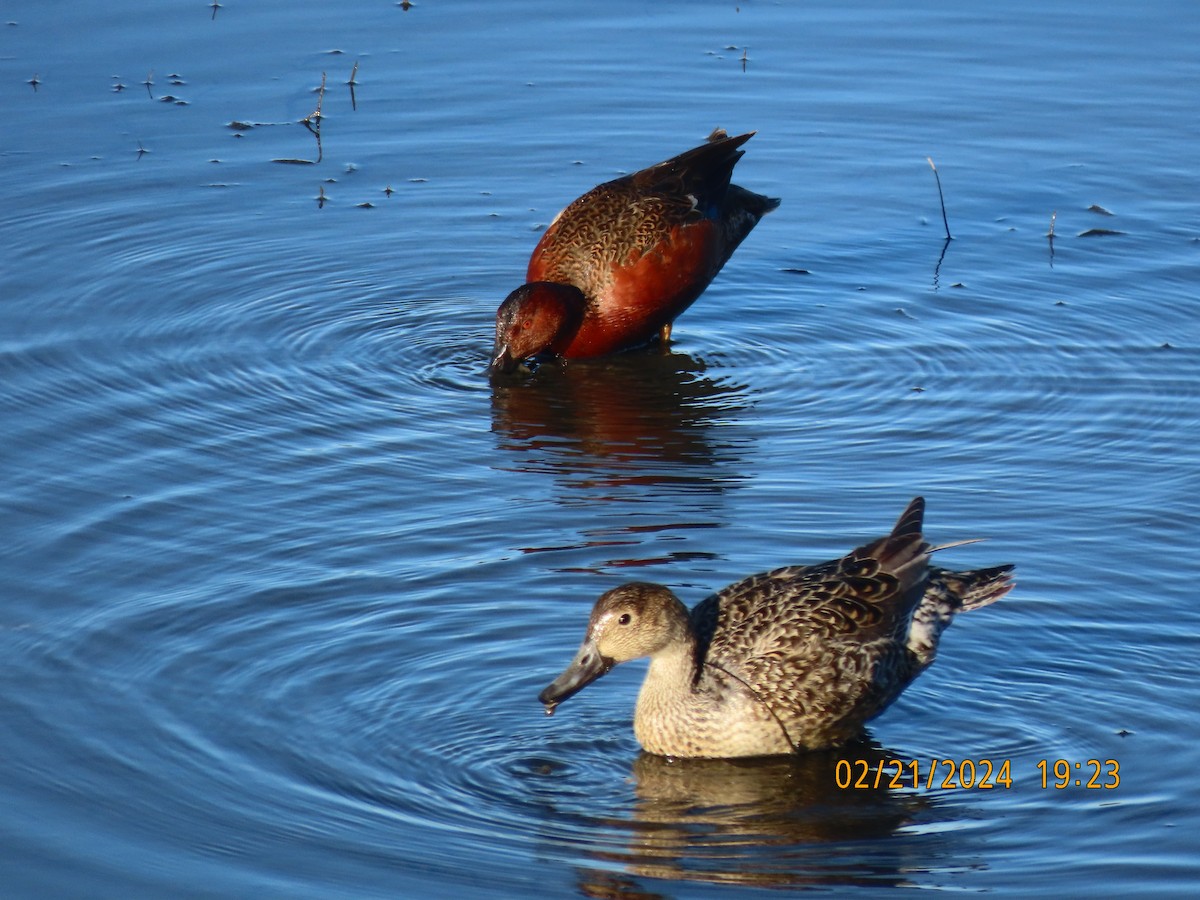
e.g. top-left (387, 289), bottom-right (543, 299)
top-left (835, 757), bottom-right (1120, 790)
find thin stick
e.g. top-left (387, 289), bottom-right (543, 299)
top-left (314, 71), bottom-right (326, 122)
top-left (348, 60), bottom-right (359, 111)
top-left (926, 156), bottom-right (952, 240)
top-left (302, 72), bottom-right (326, 133)
top-left (298, 73), bottom-right (326, 164)
top-left (1046, 209), bottom-right (1057, 267)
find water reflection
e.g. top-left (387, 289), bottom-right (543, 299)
top-left (573, 743), bottom-right (935, 892)
top-left (489, 348), bottom-right (752, 490)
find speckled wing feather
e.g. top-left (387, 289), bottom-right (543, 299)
top-left (528, 132), bottom-right (756, 297)
top-left (689, 497), bottom-right (933, 748)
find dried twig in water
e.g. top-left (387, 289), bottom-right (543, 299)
top-left (302, 71), bottom-right (327, 134)
top-left (348, 60), bottom-right (359, 111)
top-left (1047, 210), bottom-right (1057, 267)
top-left (299, 72), bottom-right (327, 163)
top-left (926, 156), bottom-right (952, 240)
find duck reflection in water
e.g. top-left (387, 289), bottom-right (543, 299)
top-left (571, 743), bottom-right (944, 892)
top-left (489, 347), bottom-right (750, 489)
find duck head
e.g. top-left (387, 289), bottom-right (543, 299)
top-left (490, 282), bottom-right (586, 373)
top-left (538, 582), bottom-right (689, 715)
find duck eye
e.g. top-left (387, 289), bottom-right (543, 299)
top-left (618, 613), bottom-right (632, 626)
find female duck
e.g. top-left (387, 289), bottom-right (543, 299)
top-left (491, 130), bottom-right (779, 373)
top-left (538, 498), bottom-right (1014, 758)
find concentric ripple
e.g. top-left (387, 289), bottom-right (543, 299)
top-left (3, 576), bottom-right (648, 894)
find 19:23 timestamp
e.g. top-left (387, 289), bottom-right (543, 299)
top-left (1037, 758), bottom-right (1120, 789)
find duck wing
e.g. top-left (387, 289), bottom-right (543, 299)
top-left (527, 132), bottom-right (758, 292)
top-left (689, 498), bottom-right (932, 747)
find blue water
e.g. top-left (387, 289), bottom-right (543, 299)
top-left (2, 0), bottom-right (1198, 896)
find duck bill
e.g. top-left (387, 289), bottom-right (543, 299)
top-left (538, 639), bottom-right (613, 715)
top-left (489, 341), bottom-right (518, 374)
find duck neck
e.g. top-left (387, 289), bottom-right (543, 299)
top-left (647, 634), bottom-right (700, 687)
top-left (528, 282), bottom-right (586, 353)
top-left (634, 628), bottom-right (701, 729)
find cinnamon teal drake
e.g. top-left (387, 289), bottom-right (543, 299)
top-left (490, 129), bottom-right (780, 373)
top-left (538, 498), bottom-right (1014, 758)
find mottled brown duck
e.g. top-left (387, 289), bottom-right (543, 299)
top-left (538, 498), bottom-right (1014, 758)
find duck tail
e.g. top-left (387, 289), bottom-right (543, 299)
top-left (726, 183), bottom-right (781, 217)
top-left (907, 564), bottom-right (1014, 666)
top-left (932, 564), bottom-right (1016, 612)
top-left (890, 497), bottom-right (925, 539)
top-left (854, 497), bottom-right (930, 594)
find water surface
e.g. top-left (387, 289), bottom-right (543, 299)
top-left (2, 1), bottom-right (1198, 896)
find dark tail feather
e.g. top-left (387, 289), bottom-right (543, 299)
top-left (663, 130), bottom-right (754, 184)
top-left (890, 497), bottom-right (926, 539)
top-left (726, 183), bottom-right (781, 217)
top-left (704, 129), bottom-right (780, 216)
top-left (856, 498), bottom-right (930, 596)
